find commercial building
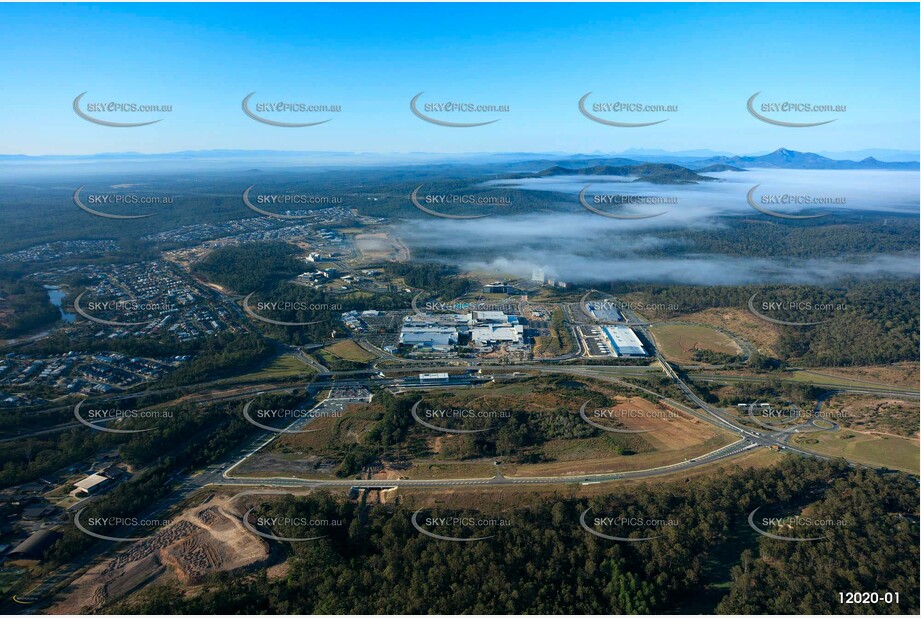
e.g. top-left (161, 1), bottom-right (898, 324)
top-left (398, 371), bottom-right (489, 388)
top-left (419, 372), bottom-right (450, 383)
top-left (586, 301), bottom-right (623, 323)
top-left (399, 325), bottom-right (458, 350)
top-left (602, 326), bottom-right (648, 357)
top-left (400, 311), bottom-right (524, 350)
top-left (70, 472), bottom-right (113, 498)
top-left (482, 282), bottom-right (516, 294)
top-left (8, 529), bottom-right (62, 561)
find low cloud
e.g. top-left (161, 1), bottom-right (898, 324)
top-left (399, 168), bottom-right (919, 286)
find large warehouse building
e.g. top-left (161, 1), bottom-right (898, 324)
top-left (586, 301), bottom-right (623, 323)
top-left (602, 326), bottom-right (648, 357)
top-left (399, 310), bottom-right (524, 350)
top-left (399, 325), bottom-right (459, 351)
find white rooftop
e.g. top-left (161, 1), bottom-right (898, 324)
top-left (602, 326), bottom-right (647, 357)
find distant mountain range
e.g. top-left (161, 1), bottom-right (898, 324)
top-left (508, 163), bottom-right (714, 184)
top-left (815, 149), bottom-right (920, 163)
top-left (0, 148), bottom-right (916, 174)
top-left (688, 148), bottom-right (919, 171)
top-left (500, 147), bottom-right (919, 186)
top-left (692, 163), bottom-right (745, 173)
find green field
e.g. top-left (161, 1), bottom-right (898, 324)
top-left (650, 324), bottom-right (741, 364)
top-left (407, 462), bottom-right (498, 479)
top-left (324, 340), bottom-right (377, 362)
top-left (232, 354), bottom-right (315, 381)
top-left (690, 370), bottom-right (920, 394)
top-left (793, 431), bottom-right (919, 473)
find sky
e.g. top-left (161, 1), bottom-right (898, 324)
top-left (0, 2), bottom-right (918, 156)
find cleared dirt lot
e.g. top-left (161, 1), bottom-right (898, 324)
top-left (354, 232), bottom-right (405, 261)
top-left (52, 494), bottom-right (269, 613)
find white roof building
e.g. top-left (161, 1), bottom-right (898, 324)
top-left (70, 473), bottom-right (112, 497)
top-left (602, 326), bottom-right (647, 357)
top-left (399, 326), bottom-right (458, 348)
top-left (471, 323), bottom-right (524, 346)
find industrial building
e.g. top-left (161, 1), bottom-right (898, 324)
top-left (399, 310), bottom-right (525, 351)
top-left (602, 326), bottom-right (648, 357)
top-left (586, 301), bottom-right (623, 323)
top-left (70, 472), bottom-right (113, 498)
top-left (469, 312), bottom-right (524, 346)
top-left (398, 371), bottom-right (489, 388)
top-left (419, 372), bottom-right (450, 383)
top-left (399, 325), bottom-right (458, 351)
top-left (8, 529), bottom-right (62, 561)
top-left (482, 281), bottom-right (517, 294)
top-left (578, 325), bottom-right (649, 358)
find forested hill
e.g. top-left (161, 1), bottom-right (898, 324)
top-left (109, 458), bottom-right (918, 614)
top-left (508, 162), bottom-right (714, 184)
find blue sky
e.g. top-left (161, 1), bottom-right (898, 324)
top-left (1, 2), bottom-right (918, 155)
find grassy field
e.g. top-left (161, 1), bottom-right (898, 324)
top-left (324, 340), bottom-right (377, 362)
top-left (650, 323), bottom-right (742, 364)
top-left (694, 369), bottom-right (920, 393)
top-left (821, 394), bottom-right (919, 438)
top-left (396, 448), bottom-right (785, 507)
top-left (797, 363), bottom-right (920, 390)
top-left (533, 308), bottom-right (575, 357)
top-left (275, 404), bottom-right (378, 454)
top-left (404, 462), bottom-right (498, 480)
top-left (505, 432), bottom-right (736, 477)
top-left (225, 354), bottom-right (315, 381)
top-left (670, 307), bottom-right (780, 356)
top-left (793, 431), bottom-right (919, 473)
top-left (245, 377), bottom-right (738, 480)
